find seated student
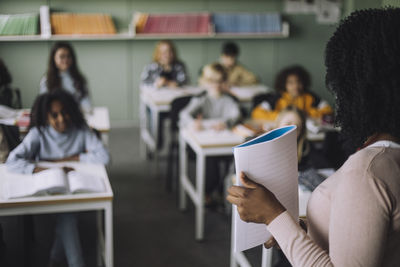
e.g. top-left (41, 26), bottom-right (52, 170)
top-left (180, 63), bottom-right (241, 130)
top-left (141, 40), bottom-right (188, 88)
top-left (40, 42), bottom-right (92, 113)
top-left (252, 65), bottom-right (332, 121)
top-left (180, 63), bottom-right (241, 205)
top-left (219, 42), bottom-right (258, 87)
top-left (0, 58), bottom-right (22, 163)
top-left (275, 106), bottom-right (328, 191)
top-left (6, 90), bottom-right (110, 267)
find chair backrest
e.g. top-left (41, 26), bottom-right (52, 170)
top-left (251, 92), bottom-right (279, 111)
top-left (0, 86), bottom-right (22, 109)
top-left (170, 95), bottom-right (193, 132)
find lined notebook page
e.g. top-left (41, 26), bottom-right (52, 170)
top-left (233, 125), bottom-right (299, 252)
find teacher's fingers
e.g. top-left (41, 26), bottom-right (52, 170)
top-left (226, 194), bottom-right (243, 206)
top-left (227, 185), bottom-right (248, 198)
top-left (240, 172), bottom-right (259, 189)
top-left (264, 237), bottom-right (277, 249)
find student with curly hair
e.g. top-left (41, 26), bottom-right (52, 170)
top-left (228, 8), bottom-right (400, 266)
top-left (6, 90), bottom-right (109, 267)
top-left (252, 65), bottom-right (332, 121)
top-left (40, 42), bottom-right (91, 113)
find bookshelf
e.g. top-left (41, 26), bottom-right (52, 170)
top-left (0, 21), bottom-right (289, 41)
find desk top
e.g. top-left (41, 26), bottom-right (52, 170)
top-left (141, 84), bottom-right (270, 106)
top-left (0, 107), bottom-right (110, 133)
top-left (181, 127), bottom-right (244, 149)
top-left (0, 162), bottom-right (113, 208)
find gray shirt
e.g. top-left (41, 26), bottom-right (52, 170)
top-left (179, 93), bottom-right (241, 128)
top-left (6, 126), bottom-right (110, 174)
top-left (39, 71), bottom-right (92, 112)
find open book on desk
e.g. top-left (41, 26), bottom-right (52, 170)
top-left (3, 167), bottom-right (105, 199)
top-left (232, 125), bottom-right (298, 252)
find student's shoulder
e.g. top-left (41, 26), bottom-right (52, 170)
top-left (143, 62), bottom-right (160, 71)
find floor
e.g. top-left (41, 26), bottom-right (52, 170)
top-left (0, 127), bottom-right (270, 267)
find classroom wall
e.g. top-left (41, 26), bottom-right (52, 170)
top-left (0, 0), bottom-right (383, 126)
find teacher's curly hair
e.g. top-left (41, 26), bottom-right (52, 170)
top-left (325, 8), bottom-right (400, 149)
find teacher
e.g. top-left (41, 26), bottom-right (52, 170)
top-left (227, 8), bottom-right (400, 267)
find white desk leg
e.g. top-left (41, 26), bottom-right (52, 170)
top-left (261, 246), bottom-right (273, 267)
top-left (179, 135), bottom-right (187, 211)
top-left (195, 153), bottom-right (205, 241)
top-left (139, 98), bottom-right (147, 159)
top-left (97, 211), bottom-right (103, 267)
top-left (152, 107), bottom-right (159, 170)
top-left (104, 202), bottom-right (114, 267)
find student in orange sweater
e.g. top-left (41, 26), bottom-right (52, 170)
top-left (252, 65), bottom-right (332, 121)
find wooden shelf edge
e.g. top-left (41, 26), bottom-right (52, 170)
top-left (0, 22), bottom-right (289, 41)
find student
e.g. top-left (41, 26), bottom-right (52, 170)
top-left (219, 42), bottom-right (258, 87)
top-left (179, 63), bottom-right (241, 130)
top-left (141, 40), bottom-right (188, 88)
top-left (0, 58), bottom-right (21, 109)
top-left (180, 63), bottom-right (241, 205)
top-left (40, 42), bottom-right (91, 113)
top-left (0, 58), bottom-right (21, 162)
top-left (252, 65), bottom-right (332, 121)
top-left (228, 8), bottom-right (400, 266)
top-left (6, 90), bottom-right (109, 267)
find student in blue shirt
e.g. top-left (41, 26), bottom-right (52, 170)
top-left (40, 42), bottom-right (92, 113)
top-left (6, 89), bottom-right (109, 267)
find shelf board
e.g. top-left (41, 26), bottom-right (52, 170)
top-left (0, 22), bottom-right (289, 41)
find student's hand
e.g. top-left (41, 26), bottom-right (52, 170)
top-left (212, 122), bottom-right (226, 131)
top-left (167, 81), bottom-right (178, 88)
top-left (155, 77), bottom-right (167, 88)
top-left (33, 167), bottom-right (48, 173)
top-left (193, 117), bottom-right (203, 131)
top-left (227, 172), bottom-right (286, 225)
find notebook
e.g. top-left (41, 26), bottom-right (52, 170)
top-left (232, 125), bottom-right (298, 252)
top-left (3, 168), bottom-right (105, 199)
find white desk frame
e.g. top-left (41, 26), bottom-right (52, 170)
top-left (179, 128), bottom-right (242, 240)
top-left (0, 163), bottom-right (114, 267)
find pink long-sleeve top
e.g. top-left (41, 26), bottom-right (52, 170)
top-left (267, 141), bottom-right (400, 266)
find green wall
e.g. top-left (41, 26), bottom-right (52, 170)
top-left (0, 0), bottom-right (383, 126)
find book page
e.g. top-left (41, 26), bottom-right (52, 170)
top-left (33, 168), bottom-right (67, 195)
top-left (67, 171), bottom-right (105, 194)
top-left (5, 173), bottom-right (36, 199)
top-left (233, 125), bottom-right (299, 252)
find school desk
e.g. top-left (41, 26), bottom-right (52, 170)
top-left (178, 126), bottom-right (244, 240)
top-left (0, 162), bottom-right (114, 267)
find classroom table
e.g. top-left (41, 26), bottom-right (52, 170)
top-left (139, 85), bottom-right (270, 160)
top-left (178, 127), bottom-right (244, 240)
top-left (0, 162), bottom-right (114, 267)
top-left (0, 106), bottom-right (111, 144)
top-left (139, 86), bottom-right (204, 161)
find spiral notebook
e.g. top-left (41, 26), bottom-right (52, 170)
top-left (232, 125), bottom-right (299, 252)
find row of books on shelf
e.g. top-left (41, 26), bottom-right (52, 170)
top-left (0, 6), bottom-right (284, 37)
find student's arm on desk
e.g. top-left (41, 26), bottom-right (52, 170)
top-left (251, 105), bottom-right (278, 121)
top-left (80, 128), bottom-right (110, 165)
top-left (178, 96), bottom-right (204, 128)
top-left (6, 128), bottom-right (41, 174)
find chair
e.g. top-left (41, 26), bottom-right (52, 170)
top-left (166, 95), bottom-right (193, 192)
